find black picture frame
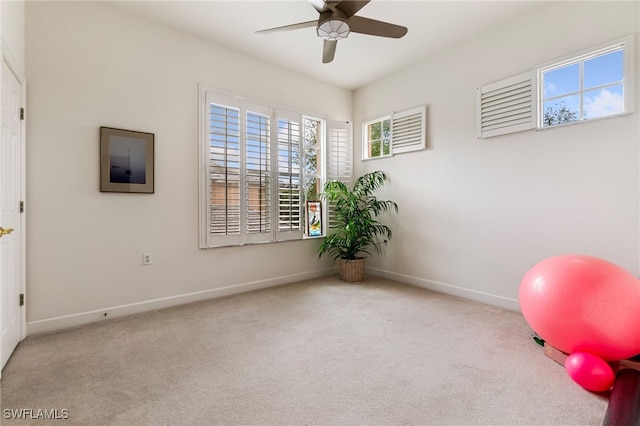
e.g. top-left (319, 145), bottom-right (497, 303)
top-left (100, 127), bottom-right (154, 193)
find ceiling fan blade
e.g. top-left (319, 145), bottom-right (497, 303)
top-left (308, 0), bottom-right (331, 13)
top-left (322, 40), bottom-right (337, 63)
top-left (348, 15), bottom-right (408, 38)
top-left (335, 0), bottom-right (370, 18)
top-left (256, 20), bottom-right (317, 35)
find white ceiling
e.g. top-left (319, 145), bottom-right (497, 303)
top-left (105, 0), bottom-right (544, 90)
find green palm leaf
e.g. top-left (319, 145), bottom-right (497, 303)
top-left (318, 171), bottom-right (398, 261)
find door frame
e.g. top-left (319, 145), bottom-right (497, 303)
top-left (1, 40), bottom-right (27, 374)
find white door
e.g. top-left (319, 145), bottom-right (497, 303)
top-left (1, 56), bottom-right (24, 371)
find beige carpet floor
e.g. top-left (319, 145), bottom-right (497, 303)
top-left (1, 276), bottom-right (608, 425)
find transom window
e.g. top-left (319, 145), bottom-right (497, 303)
top-left (541, 45), bottom-right (626, 127)
top-left (362, 106), bottom-right (426, 160)
top-left (363, 116), bottom-right (391, 159)
top-left (476, 35), bottom-right (634, 139)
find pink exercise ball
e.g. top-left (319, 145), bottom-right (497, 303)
top-left (519, 254), bottom-right (640, 361)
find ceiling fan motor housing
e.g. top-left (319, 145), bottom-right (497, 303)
top-left (317, 10), bottom-right (350, 40)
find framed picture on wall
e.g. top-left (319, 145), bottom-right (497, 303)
top-left (307, 201), bottom-right (322, 237)
top-left (100, 127), bottom-right (154, 193)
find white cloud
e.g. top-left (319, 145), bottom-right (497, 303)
top-left (584, 88), bottom-right (624, 119)
top-left (544, 82), bottom-right (557, 97)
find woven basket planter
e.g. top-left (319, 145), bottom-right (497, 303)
top-left (339, 258), bottom-right (365, 282)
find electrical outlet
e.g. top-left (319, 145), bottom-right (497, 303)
top-left (143, 253), bottom-right (152, 265)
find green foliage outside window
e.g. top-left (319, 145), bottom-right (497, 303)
top-left (366, 118), bottom-right (391, 158)
top-left (543, 101), bottom-right (579, 127)
top-left (304, 119), bottom-right (319, 201)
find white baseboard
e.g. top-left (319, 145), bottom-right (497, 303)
top-left (366, 267), bottom-right (521, 312)
top-left (27, 267), bottom-right (520, 335)
top-left (27, 268), bottom-right (334, 336)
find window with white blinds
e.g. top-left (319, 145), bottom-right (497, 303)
top-left (362, 105), bottom-right (426, 160)
top-left (276, 111), bottom-right (302, 241)
top-left (199, 86), bottom-right (352, 248)
top-left (476, 35), bottom-right (634, 139)
top-left (326, 120), bottom-right (352, 230)
top-left (206, 95), bottom-right (242, 246)
top-left (326, 121), bottom-right (352, 184)
top-left (245, 107), bottom-right (271, 242)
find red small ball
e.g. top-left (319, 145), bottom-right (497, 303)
top-left (564, 352), bottom-right (614, 392)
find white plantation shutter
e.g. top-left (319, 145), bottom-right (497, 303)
top-left (476, 71), bottom-right (537, 139)
top-left (275, 109), bottom-right (303, 241)
top-left (205, 92), bottom-right (242, 247)
top-left (391, 105), bottom-right (425, 154)
top-left (326, 120), bottom-right (352, 230)
top-left (326, 121), bottom-right (352, 184)
top-left (244, 103), bottom-right (271, 244)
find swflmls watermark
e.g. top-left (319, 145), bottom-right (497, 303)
top-left (3, 408), bottom-right (69, 420)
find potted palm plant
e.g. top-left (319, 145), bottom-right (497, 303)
top-left (318, 170), bottom-right (398, 282)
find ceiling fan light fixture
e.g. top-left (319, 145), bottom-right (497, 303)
top-left (317, 19), bottom-right (350, 41)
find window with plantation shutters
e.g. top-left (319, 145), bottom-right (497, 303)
top-left (206, 94), bottom-right (242, 247)
top-left (276, 110), bottom-right (303, 241)
top-left (326, 121), bottom-right (352, 184)
top-left (245, 105), bottom-right (271, 243)
top-left (199, 85), bottom-right (352, 248)
top-left (476, 71), bottom-right (536, 139)
top-left (476, 34), bottom-right (634, 139)
top-left (362, 105), bottom-right (426, 160)
top-left (326, 121), bottom-right (352, 230)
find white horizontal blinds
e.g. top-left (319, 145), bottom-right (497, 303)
top-left (476, 70), bottom-right (537, 138)
top-left (391, 105), bottom-right (425, 154)
top-left (245, 103), bottom-right (271, 244)
top-left (200, 86), bottom-right (353, 247)
top-left (276, 109), bottom-right (303, 241)
top-left (326, 120), bottom-right (352, 184)
top-left (326, 120), bottom-right (352, 230)
top-left (207, 93), bottom-right (241, 246)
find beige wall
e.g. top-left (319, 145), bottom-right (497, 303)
top-left (1, 0), bottom-right (25, 74)
top-left (25, 1), bottom-right (352, 333)
top-left (355, 1), bottom-right (640, 309)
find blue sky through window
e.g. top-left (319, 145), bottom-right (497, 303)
top-left (542, 47), bottom-right (624, 125)
top-left (585, 50), bottom-right (623, 88)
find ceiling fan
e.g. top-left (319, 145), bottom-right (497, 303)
top-left (256, 0), bottom-right (408, 64)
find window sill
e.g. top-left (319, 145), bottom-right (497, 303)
top-left (536, 111), bottom-right (633, 132)
top-left (201, 235), bottom-right (325, 249)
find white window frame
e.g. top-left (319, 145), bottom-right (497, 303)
top-left (537, 34), bottom-right (634, 129)
top-left (362, 114), bottom-right (391, 160)
top-left (199, 85), bottom-right (351, 248)
top-left (362, 105), bottom-right (426, 160)
top-left (476, 34), bottom-right (635, 139)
